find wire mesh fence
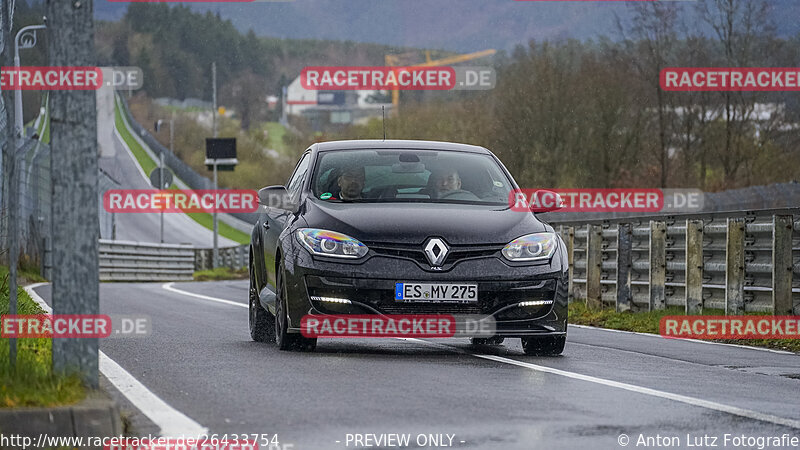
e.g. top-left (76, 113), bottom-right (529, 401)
top-left (1, 135), bottom-right (118, 278)
top-left (1, 136), bottom-right (50, 273)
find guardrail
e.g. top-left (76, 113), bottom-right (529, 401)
top-left (98, 239), bottom-right (248, 282)
top-left (547, 208), bottom-right (800, 314)
top-left (194, 245), bottom-right (248, 272)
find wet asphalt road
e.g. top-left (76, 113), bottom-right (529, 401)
top-left (33, 282), bottom-right (800, 450)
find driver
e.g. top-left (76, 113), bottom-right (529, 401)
top-left (336, 166), bottom-right (365, 201)
top-left (428, 168), bottom-right (462, 198)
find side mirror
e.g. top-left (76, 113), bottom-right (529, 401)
top-left (529, 189), bottom-right (564, 213)
top-left (258, 185), bottom-right (296, 211)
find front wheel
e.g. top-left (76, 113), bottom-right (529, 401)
top-left (249, 261), bottom-right (275, 343)
top-left (275, 266), bottom-right (317, 352)
top-left (521, 335), bottom-right (565, 356)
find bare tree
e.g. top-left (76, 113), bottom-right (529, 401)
top-left (617, 2), bottom-right (681, 188)
top-left (697, 0), bottom-right (774, 187)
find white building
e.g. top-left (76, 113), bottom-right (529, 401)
top-left (282, 75), bottom-right (392, 130)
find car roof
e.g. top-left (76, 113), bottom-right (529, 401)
top-left (313, 139), bottom-right (491, 154)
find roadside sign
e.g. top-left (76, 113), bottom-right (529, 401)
top-left (206, 138), bottom-right (236, 159)
top-left (206, 138), bottom-right (237, 171)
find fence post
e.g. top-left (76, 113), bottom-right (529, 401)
top-left (616, 223), bottom-right (632, 312)
top-left (586, 224), bottom-right (603, 308)
top-left (564, 226), bottom-right (574, 300)
top-left (685, 219), bottom-right (704, 314)
top-left (772, 215), bottom-right (793, 315)
top-left (649, 220), bottom-right (666, 311)
top-left (725, 217), bottom-right (745, 314)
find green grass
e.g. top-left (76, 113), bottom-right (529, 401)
top-left (568, 301), bottom-right (800, 353)
top-left (262, 122), bottom-right (288, 154)
top-left (114, 96), bottom-right (250, 245)
top-left (193, 266), bottom-right (248, 281)
top-left (184, 212), bottom-right (250, 244)
top-left (40, 115), bottom-right (50, 144)
top-left (115, 96), bottom-right (156, 175)
top-left (0, 266), bottom-right (86, 408)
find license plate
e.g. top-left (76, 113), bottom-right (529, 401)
top-left (394, 283), bottom-right (478, 303)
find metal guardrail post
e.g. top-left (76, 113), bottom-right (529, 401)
top-left (616, 223), bottom-right (632, 312)
top-left (586, 224), bottom-right (602, 308)
top-left (685, 219), bottom-right (704, 313)
top-left (725, 217), bottom-right (746, 314)
top-left (565, 226), bottom-right (574, 300)
top-left (649, 220), bottom-right (667, 310)
top-left (772, 215), bottom-right (793, 314)
top-left (239, 245), bottom-right (246, 269)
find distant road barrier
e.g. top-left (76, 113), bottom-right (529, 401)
top-left (548, 208), bottom-right (800, 315)
top-left (98, 239), bottom-right (248, 282)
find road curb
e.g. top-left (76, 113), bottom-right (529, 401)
top-left (0, 392), bottom-right (123, 443)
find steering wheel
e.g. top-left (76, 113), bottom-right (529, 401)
top-left (438, 189), bottom-right (479, 200)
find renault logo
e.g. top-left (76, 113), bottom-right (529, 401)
top-left (423, 238), bottom-right (449, 267)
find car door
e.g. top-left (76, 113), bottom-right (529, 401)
top-left (263, 151), bottom-right (312, 290)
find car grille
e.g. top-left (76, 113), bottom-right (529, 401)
top-left (365, 241), bottom-right (503, 269)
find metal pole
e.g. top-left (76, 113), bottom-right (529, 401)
top-left (212, 162), bottom-right (218, 268)
top-left (3, 0), bottom-right (18, 369)
top-left (212, 62), bottom-right (217, 138)
top-left (13, 39), bottom-right (20, 138)
top-left (13, 24), bottom-right (46, 139)
top-left (211, 62), bottom-right (218, 268)
top-left (169, 116), bottom-right (174, 154)
top-left (159, 152), bottom-right (164, 243)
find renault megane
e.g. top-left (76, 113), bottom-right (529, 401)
top-left (248, 140), bottom-right (568, 355)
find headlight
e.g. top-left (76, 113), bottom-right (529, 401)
top-left (296, 228), bottom-right (368, 259)
top-left (502, 232), bottom-right (557, 262)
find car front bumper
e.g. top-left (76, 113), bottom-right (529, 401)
top-left (281, 241), bottom-right (568, 338)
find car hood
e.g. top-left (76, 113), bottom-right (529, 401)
top-left (301, 199), bottom-right (548, 245)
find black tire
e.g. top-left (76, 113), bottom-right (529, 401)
top-left (249, 261), bottom-right (275, 343)
top-left (521, 335), bottom-right (566, 356)
top-left (275, 266), bottom-right (317, 352)
top-left (470, 336), bottom-right (505, 346)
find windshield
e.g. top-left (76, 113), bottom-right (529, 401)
top-left (311, 149), bottom-right (512, 204)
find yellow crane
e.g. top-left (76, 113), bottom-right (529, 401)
top-left (384, 49), bottom-right (496, 114)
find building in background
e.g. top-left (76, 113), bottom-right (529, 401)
top-left (282, 75), bottom-right (392, 131)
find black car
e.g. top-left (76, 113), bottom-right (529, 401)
top-left (248, 140), bottom-right (568, 354)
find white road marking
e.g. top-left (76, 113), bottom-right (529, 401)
top-left (23, 283), bottom-right (52, 311)
top-left (162, 282), bottom-right (247, 308)
top-left (99, 353), bottom-right (208, 437)
top-left (402, 338), bottom-right (800, 430)
top-left (569, 324), bottom-right (796, 355)
top-left (23, 283), bottom-right (209, 438)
